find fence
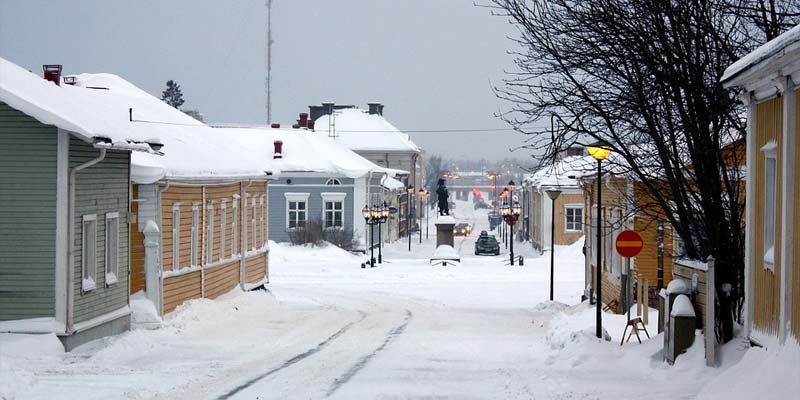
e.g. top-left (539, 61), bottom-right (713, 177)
top-left (670, 257), bottom-right (717, 367)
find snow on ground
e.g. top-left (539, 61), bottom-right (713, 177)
top-left (0, 197), bottom-right (789, 399)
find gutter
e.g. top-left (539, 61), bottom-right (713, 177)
top-left (66, 147), bottom-right (107, 334)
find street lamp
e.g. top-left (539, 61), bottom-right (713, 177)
top-left (545, 189), bottom-right (562, 301)
top-left (362, 205), bottom-right (376, 268)
top-left (587, 140), bottom-right (611, 339)
top-left (418, 188), bottom-right (425, 244)
top-left (501, 194), bottom-right (521, 266)
top-left (407, 185), bottom-right (414, 252)
top-left (378, 202), bottom-right (389, 263)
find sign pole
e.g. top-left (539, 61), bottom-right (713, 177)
top-left (626, 257), bottom-right (631, 321)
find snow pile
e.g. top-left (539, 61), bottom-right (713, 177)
top-left (697, 341), bottom-right (800, 400)
top-left (670, 295), bottom-right (695, 318)
top-left (314, 108), bottom-right (420, 152)
top-left (666, 279), bottom-right (690, 295)
top-left (436, 215), bottom-right (456, 225)
top-left (0, 333), bottom-right (64, 359)
top-left (130, 291), bottom-right (162, 329)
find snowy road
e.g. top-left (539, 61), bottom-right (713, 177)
top-left (1, 198), bottom-right (730, 399)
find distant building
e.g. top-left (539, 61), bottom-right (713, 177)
top-left (312, 103), bottom-right (424, 242)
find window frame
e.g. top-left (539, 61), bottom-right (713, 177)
top-left (231, 198), bottom-right (239, 257)
top-left (191, 203), bottom-right (199, 267)
top-left (251, 197), bottom-right (257, 251)
top-left (81, 214), bottom-right (98, 292)
top-left (285, 193), bottom-right (310, 231)
top-left (104, 212), bottom-right (120, 286)
top-left (173, 204), bottom-right (181, 270)
top-left (761, 140), bottom-right (778, 270)
top-left (206, 202), bottom-right (215, 264)
top-left (321, 192), bottom-right (347, 230)
top-left (564, 204), bottom-right (584, 232)
top-left (220, 200), bottom-right (227, 261)
top-left (326, 178), bottom-right (342, 185)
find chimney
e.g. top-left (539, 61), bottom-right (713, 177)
top-left (271, 123), bottom-right (281, 129)
top-left (307, 120), bottom-right (315, 130)
top-left (43, 65), bottom-right (62, 86)
top-left (273, 140), bottom-right (283, 159)
top-left (63, 76), bottom-right (77, 85)
top-left (367, 102), bottom-right (384, 116)
top-left (298, 112), bottom-right (308, 128)
top-left (292, 123), bottom-right (301, 129)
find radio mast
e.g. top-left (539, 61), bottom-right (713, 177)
top-left (266, 0), bottom-right (273, 124)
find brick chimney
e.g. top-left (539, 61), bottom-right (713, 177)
top-left (273, 140), bottom-right (283, 159)
top-left (43, 65), bottom-right (62, 86)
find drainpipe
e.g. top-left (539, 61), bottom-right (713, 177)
top-left (66, 147), bottom-right (107, 334)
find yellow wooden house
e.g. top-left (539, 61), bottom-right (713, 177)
top-left (722, 25), bottom-right (800, 345)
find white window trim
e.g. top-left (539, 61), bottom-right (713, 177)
top-left (206, 202), bottom-right (215, 264)
top-left (231, 199), bottom-right (239, 257)
top-left (260, 195), bottom-right (268, 246)
top-left (326, 178), bottom-right (342, 185)
top-left (173, 204), bottom-right (181, 271)
top-left (81, 214), bottom-right (97, 292)
top-left (104, 212), bottom-right (119, 286)
top-left (220, 200), bottom-right (227, 261)
top-left (251, 198), bottom-right (257, 251)
top-left (762, 140), bottom-right (778, 270)
top-left (321, 192), bottom-right (347, 229)
top-left (564, 204), bottom-right (584, 232)
top-left (190, 204), bottom-right (199, 267)
top-left (285, 193), bottom-right (310, 230)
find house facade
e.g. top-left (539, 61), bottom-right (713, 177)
top-left (0, 59), bottom-right (162, 349)
top-left (579, 166), bottom-right (675, 313)
top-left (311, 103), bottom-right (422, 243)
top-left (722, 25), bottom-right (800, 345)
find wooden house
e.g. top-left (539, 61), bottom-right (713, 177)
top-left (577, 155), bottom-right (675, 313)
top-left (0, 59), bottom-right (162, 349)
top-left (722, 25), bottom-right (800, 345)
top-left (212, 125), bottom-right (406, 253)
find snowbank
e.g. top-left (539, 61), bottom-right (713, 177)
top-left (0, 333), bottom-right (64, 358)
top-left (670, 295), bottom-right (695, 318)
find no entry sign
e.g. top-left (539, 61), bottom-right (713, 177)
top-left (616, 230), bottom-right (643, 258)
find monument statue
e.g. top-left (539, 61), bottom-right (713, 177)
top-left (436, 178), bottom-right (450, 216)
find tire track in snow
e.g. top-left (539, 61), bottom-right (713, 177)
top-left (216, 310), bottom-right (367, 400)
top-left (325, 309), bottom-right (413, 397)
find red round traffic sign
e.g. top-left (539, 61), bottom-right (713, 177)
top-left (616, 230), bottom-right (643, 258)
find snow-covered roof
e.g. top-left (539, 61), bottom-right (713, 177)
top-left (314, 108), bottom-right (421, 153)
top-left (210, 127), bottom-right (407, 179)
top-left (722, 23), bottom-right (800, 86)
top-left (524, 155), bottom-right (595, 190)
top-left (0, 57), bottom-right (160, 152)
top-left (381, 175), bottom-right (405, 191)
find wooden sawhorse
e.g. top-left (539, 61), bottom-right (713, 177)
top-left (621, 317), bottom-right (650, 346)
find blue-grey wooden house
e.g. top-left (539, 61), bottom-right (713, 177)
top-left (213, 125), bottom-right (406, 251)
top-left (0, 59), bottom-right (162, 349)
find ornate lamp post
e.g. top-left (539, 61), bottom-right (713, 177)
top-left (424, 190), bottom-right (430, 240)
top-left (418, 188), bottom-right (425, 244)
top-left (500, 187), bottom-right (509, 247)
top-left (362, 205), bottom-right (377, 268)
top-left (545, 189), bottom-right (562, 301)
top-left (407, 185), bottom-right (414, 252)
top-left (587, 141), bottom-right (611, 339)
top-left (378, 202), bottom-right (389, 263)
top-left (501, 186), bottom-right (521, 266)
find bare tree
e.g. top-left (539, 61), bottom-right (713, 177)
top-left (488, 0), bottom-right (798, 342)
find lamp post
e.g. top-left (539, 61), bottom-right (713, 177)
top-left (501, 191), bottom-right (521, 266)
top-left (545, 189), bottom-right (562, 301)
top-left (407, 185), bottom-right (414, 252)
top-left (418, 188), bottom-right (425, 244)
top-left (500, 188), bottom-right (509, 247)
top-left (587, 141), bottom-right (611, 339)
top-left (362, 205), bottom-right (376, 268)
top-left (378, 202), bottom-right (389, 263)
top-left (424, 190), bottom-right (430, 240)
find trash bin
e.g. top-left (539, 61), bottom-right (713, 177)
top-left (666, 294), bottom-right (695, 365)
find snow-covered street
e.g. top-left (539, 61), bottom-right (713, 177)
top-left (1, 199), bottom-right (755, 400)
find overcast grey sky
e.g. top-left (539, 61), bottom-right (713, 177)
top-left (0, 0), bottom-right (531, 161)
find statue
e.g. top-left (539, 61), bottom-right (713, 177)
top-left (436, 178), bottom-right (450, 216)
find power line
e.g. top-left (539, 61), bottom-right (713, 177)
top-left (326, 128), bottom-right (517, 134)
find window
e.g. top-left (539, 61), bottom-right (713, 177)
top-left (206, 202), bottom-right (215, 264)
top-left (105, 212), bottom-right (119, 285)
top-left (322, 192), bottom-right (347, 229)
top-left (191, 204), bottom-right (199, 266)
top-left (173, 205), bottom-right (181, 270)
top-left (251, 198), bottom-right (257, 250)
top-left (259, 196), bottom-right (266, 247)
top-left (565, 205), bottom-right (583, 232)
top-left (220, 200), bottom-right (227, 261)
top-left (261, 195), bottom-right (268, 245)
top-left (285, 193), bottom-right (310, 230)
top-left (232, 199), bottom-right (239, 256)
top-left (326, 178), bottom-right (341, 185)
top-left (762, 141), bottom-right (778, 269)
top-left (81, 214), bottom-right (97, 292)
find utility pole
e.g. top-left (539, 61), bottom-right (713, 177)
top-left (266, 0), bottom-right (274, 124)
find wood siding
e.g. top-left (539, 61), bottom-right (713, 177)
top-left (71, 138), bottom-right (130, 324)
top-left (154, 182), bottom-right (270, 314)
top-left (0, 103), bottom-right (57, 320)
top-left (752, 97), bottom-right (783, 336)
top-left (555, 193), bottom-right (585, 246)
